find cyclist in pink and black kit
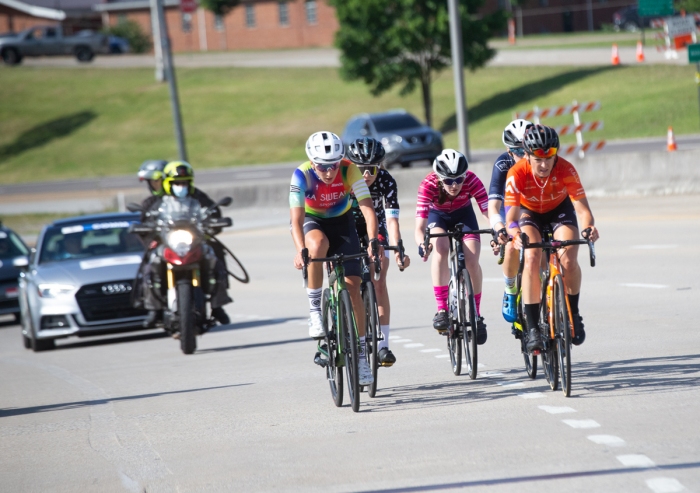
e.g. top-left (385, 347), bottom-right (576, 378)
top-left (414, 149), bottom-right (490, 343)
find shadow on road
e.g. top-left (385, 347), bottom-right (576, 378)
top-left (572, 353), bottom-right (700, 396)
top-left (0, 383), bottom-right (251, 418)
top-left (197, 336), bottom-right (309, 354)
top-left (55, 330), bottom-right (169, 350)
top-left (0, 111), bottom-right (97, 163)
top-left (439, 67), bottom-right (612, 134)
top-left (357, 461), bottom-right (700, 492)
top-left (209, 316), bottom-right (306, 333)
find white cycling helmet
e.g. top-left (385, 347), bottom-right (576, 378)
top-left (305, 131), bottom-right (344, 165)
top-left (433, 149), bottom-right (468, 179)
top-left (502, 119), bottom-right (533, 148)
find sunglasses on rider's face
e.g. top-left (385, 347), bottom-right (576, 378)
top-left (314, 161), bottom-right (340, 172)
top-left (358, 165), bottom-right (379, 176)
top-left (529, 147), bottom-right (558, 159)
top-left (441, 176), bottom-right (466, 186)
top-left (509, 147), bottom-right (526, 158)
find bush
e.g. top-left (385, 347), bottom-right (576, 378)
top-left (104, 20), bottom-right (151, 54)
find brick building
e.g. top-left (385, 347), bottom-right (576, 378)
top-left (0, 0), bottom-right (101, 34)
top-left (94, 0), bottom-right (338, 52)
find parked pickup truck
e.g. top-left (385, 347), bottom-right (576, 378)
top-left (0, 25), bottom-right (109, 65)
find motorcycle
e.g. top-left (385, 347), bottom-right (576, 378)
top-left (128, 195), bottom-right (235, 354)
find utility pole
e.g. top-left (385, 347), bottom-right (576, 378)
top-left (155, 0), bottom-right (188, 161)
top-left (149, 0), bottom-right (164, 81)
top-left (447, 0), bottom-right (470, 161)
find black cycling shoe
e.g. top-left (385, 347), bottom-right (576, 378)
top-left (211, 307), bottom-right (230, 325)
top-left (572, 314), bottom-right (586, 346)
top-left (378, 347), bottom-right (396, 367)
top-left (525, 327), bottom-right (544, 352)
top-left (511, 325), bottom-right (522, 340)
top-left (432, 310), bottom-right (449, 332)
top-left (143, 310), bottom-right (162, 328)
top-left (476, 317), bottom-right (487, 345)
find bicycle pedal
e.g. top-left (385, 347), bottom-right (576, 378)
top-left (313, 352), bottom-right (328, 368)
top-left (380, 361), bottom-right (394, 368)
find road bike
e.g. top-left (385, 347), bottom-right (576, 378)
top-left (302, 246), bottom-right (378, 412)
top-left (517, 227), bottom-right (595, 396)
top-left (423, 225), bottom-right (496, 380)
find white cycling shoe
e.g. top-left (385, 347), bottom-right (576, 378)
top-left (358, 358), bottom-right (374, 385)
top-left (308, 312), bottom-right (325, 339)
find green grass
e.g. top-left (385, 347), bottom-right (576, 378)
top-left (1, 212), bottom-right (81, 237)
top-left (0, 64), bottom-right (697, 184)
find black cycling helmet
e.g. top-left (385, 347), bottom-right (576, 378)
top-left (433, 149), bottom-right (468, 179)
top-left (138, 160), bottom-right (168, 196)
top-left (346, 138), bottom-right (386, 166)
top-left (522, 124), bottom-right (560, 155)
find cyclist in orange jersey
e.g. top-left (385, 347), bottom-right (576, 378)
top-left (504, 124), bottom-right (600, 352)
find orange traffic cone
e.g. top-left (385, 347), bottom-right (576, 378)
top-left (636, 41), bottom-right (645, 62)
top-left (667, 127), bottom-right (677, 151)
top-left (611, 44), bottom-right (621, 65)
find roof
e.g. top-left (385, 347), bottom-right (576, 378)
top-left (0, 0), bottom-right (65, 19)
top-left (93, 0), bottom-right (179, 12)
top-left (50, 212), bottom-right (140, 228)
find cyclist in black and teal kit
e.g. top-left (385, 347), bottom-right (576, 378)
top-left (487, 119), bottom-right (531, 328)
top-left (348, 138), bottom-right (411, 367)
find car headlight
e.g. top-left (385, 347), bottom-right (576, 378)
top-left (166, 229), bottom-right (194, 256)
top-left (37, 284), bottom-right (76, 298)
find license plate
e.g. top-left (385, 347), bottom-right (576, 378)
top-left (5, 287), bottom-right (18, 298)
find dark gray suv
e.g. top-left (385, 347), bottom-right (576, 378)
top-left (342, 110), bottom-right (443, 168)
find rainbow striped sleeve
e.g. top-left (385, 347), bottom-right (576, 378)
top-left (289, 166), bottom-right (308, 209)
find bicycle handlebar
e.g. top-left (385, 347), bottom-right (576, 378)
top-left (369, 238), bottom-right (381, 281)
top-left (385, 239), bottom-right (406, 271)
top-left (519, 228), bottom-right (596, 268)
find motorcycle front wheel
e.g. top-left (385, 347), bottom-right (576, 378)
top-left (178, 281), bottom-right (197, 355)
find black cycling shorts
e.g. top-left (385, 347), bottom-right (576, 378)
top-left (519, 197), bottom-right (578, 234)
top-left (303, 212), bottom-right (362, 278)
top-left (427, 206), bottom-right (481, 242)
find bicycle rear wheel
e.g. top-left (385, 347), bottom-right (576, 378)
top-left (340, 289), bottom-right (360, 412)
top-left (322, 289), bottom-right (343, 407)
top-left (363, 282), bottom-right (380, 398)
top-left (460, 269), bottom-right (478, 380)
top-left (554, 275), bottom-right (572, 397)
top-left (447, 328), bottom-right (462, 376)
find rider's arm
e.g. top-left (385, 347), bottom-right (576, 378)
top-left (414, 217), bottom-right (428, 246)
top-left (464, 172), bottom-right (490, 223)
top-left (358, 198), bottom-right (379, 239)
top-left (289, 169), bottom-right (308, 268)
top-left (290, 206), bottom-right (306, 252)
top-left (572, 198), bottom-right (599, 242)
top-left (488, 199), bottom-right (505, 230)
top-left (382, 171), bottom-right (402, 245)
top-left (561, 160), bottom-right (599, 241)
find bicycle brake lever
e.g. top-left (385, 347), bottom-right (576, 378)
top-left (301, 248), bottom-right (309, 288)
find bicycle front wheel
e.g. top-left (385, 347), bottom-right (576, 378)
top-left (363, 282), bottom-right (380, 398)
top-left (322, 289), bottom-right (343, 407)
top-left (554, 275), bottom-right (572, 397)
top-left (340, 289), bottom-right (360, 412)
top-left (460, 269), bottom-right (478, 380)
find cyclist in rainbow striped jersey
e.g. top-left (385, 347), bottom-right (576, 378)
top-left (414, 149), bottom-right (490, 343)
top-left (290, 131), bottom-right (382, 386)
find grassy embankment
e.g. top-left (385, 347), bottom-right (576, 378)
top-left (0, 64), bottom-right (696, 184)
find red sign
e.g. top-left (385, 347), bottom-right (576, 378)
top-left (180, 0), bottom-right (197, 13)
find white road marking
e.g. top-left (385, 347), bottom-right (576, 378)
top-left (420, 348), bottom-right (441, 353)
top-left (392, 338), bottom-right (412, 343)
top-left (562, 419), bottom-right (601, 429)
top-left (478, 363), bottom-right (486, 368)
top-left (631, 244), bottom-right (677, 250)
top-left (518, 392), bottom-right (545, 399)
top-left (388, 335), bottom-right (400, 340)
top-left (587, 435), bottom-right (626, 446)
top-left (616, 454), bottom-right (655, 468)
top-left (645, 478), bottom-right (686, 493)
top-left (620, 283), bottom-right (669, 289)
top-left (404, 343), bottom-right (424, 348)
top-left (435, 354), bottom-right (450, 359)
top-left (538, 405), bottom-right (576, 414)
top-left (498, 381), bottom-right (525, 388)
top-left (480, 372), bottom-right (504, 377)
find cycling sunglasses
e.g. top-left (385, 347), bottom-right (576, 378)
top-left (509, 147), bottom-right (526, 158)
top-left (441, 176), bottom-right (466, 186)
top-left (357, 165), bottom-right (379, 176)
top-left (529, 147), bottom-right (558, 159)
top-left (313, 161), bottom-right (341, 172)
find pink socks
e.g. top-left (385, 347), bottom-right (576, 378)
top-left (475, 293), bottom-right (482, 316)
top-left (434, 285), bottom-right (449, 311)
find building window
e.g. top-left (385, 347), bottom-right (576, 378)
top-left (182, 12), bottom-right (192, 32)
top-left (245, 4), bottom-right (255, 28)
top-left (305, 0), bottom-right (317, 25)
top-left (279, 1), bottom-right (289, 27)
top-left (214, 14), bottom-right (225, 31)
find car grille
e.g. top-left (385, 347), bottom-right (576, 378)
top-left (405, 134), bottom-right (432, 146)
top-left (75, 280), bottom-right (146, 323)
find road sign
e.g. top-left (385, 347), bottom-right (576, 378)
top-left (665, 16), bottom-right (696, 38)
top-left (689, 43), bottom-right (700, 63)
top-left (638, 0), bottom-right (673, 18)
top-left (180, 0), bottom-right (196, 13)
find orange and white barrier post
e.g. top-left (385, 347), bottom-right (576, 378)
top-left (611, 43), bottom-right (621, 66)
top-left (636, 40), bottom-right (645, 63)
top-left (508, 18), bottom-right (516, 45)
top-left (667, 127), bottom-right (678, 151)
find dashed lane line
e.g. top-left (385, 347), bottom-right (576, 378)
top-left (631, 244), bottom-right (678, 250)
top-left (620, 283), bottom-right (669, 289)
top-left (420, 348), bottom-right (441, 353)
top-left (562, 419), bottom-right (601, 429)
top-left (645, 477), bottom-right (687, 493)
top-left (518, 392), bottom-right (545, 399)
top-left (587, 435), bottom-right (626, 446)
top-left (435, 354), bottom-right (450, 359)
top-left (538, 405), bottom-right (576, 414)
top-left (480, 372), bottom-right (504, 377)
top-left (616, 455), bottom-right (656, 468)
top-left (497, 381), bottom-right (525, 388)
top-left (403, 343), bottom-right (424, 348)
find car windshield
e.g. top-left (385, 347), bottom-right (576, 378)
top-left (371, 114), bottom-right (422, 133)
top-left (0, 230), bottom-right (29, 260)
top-left (39, 221), bottom-right (145, 264)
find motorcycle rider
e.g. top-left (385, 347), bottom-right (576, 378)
top-left (136, 160), bottom-right (232, 327)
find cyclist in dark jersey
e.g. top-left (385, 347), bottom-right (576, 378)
top-left (348, 138), bottom-right (411, 367)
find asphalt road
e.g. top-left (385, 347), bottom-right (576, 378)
top-left (1, 194), bottom-right (699, 492)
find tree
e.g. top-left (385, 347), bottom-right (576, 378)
top-left (198, 0), bottom-right (240, 49)
top-left (675, 0), bottom-right (700, 13)
top-left (331, 0), bottom-right (505, 128)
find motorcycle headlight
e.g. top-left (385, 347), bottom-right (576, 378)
top-left (38, 283), bottom-right (76, 298)
top-left (166, 229), bottom-right (194, 256)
